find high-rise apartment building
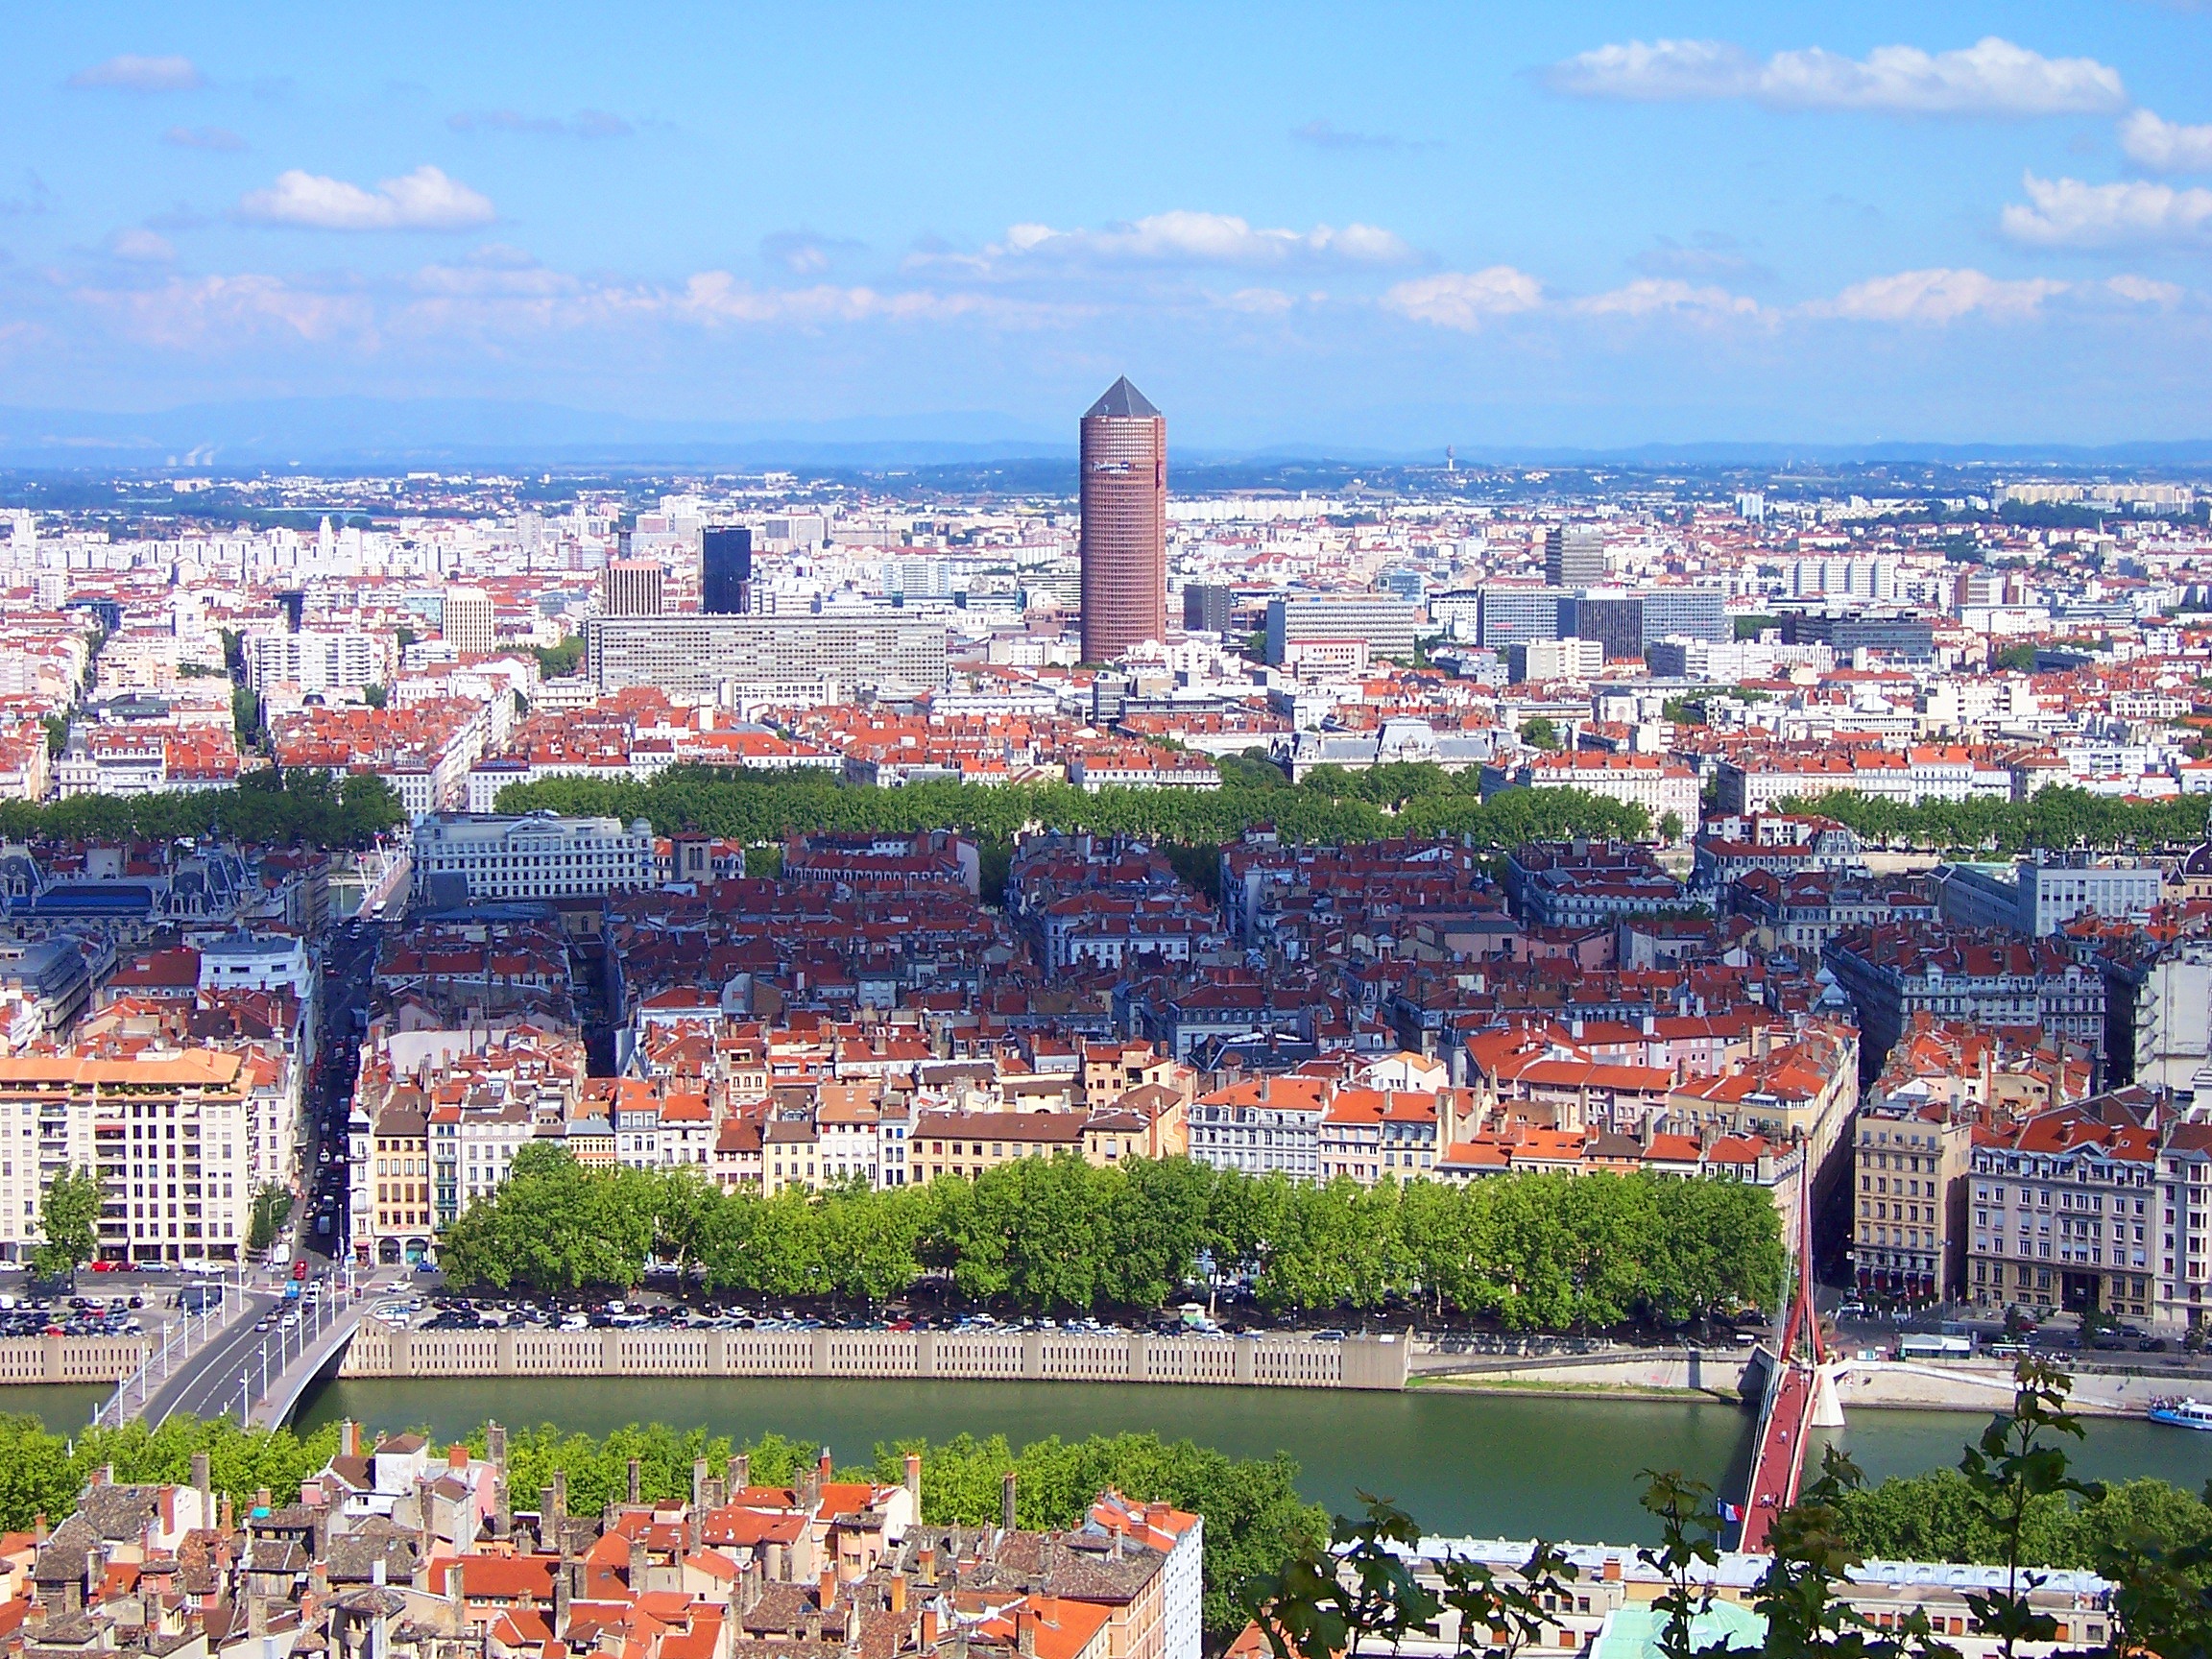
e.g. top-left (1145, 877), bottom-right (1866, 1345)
top-left (1078, 376), bottom-right (1167, 663)
top-left (585, 613), bottom-right (949, 704)
top-left (442, 588), bottom-right (494, 656)
top-left (600, 558), bottom-right (666, 617)
top-left (701, 526), bottom-right (754, 614)
top-left (1477, 586), bottom-right (1569, 648)
top-left (1544, 526), bottom-right (1607, 588)
top-left (1264, 595), bottom-right (1421, 665)
top-left (0, 1048), bottom-right (289, 1264)
top-left (1634, 587), bottom-right (1729, 644)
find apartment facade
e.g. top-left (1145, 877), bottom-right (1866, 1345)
top-left (412, 810), bottom-right (660, 902)
top-left (585, 613), bottom-right (950, 704)
top-left (1851, 1101), bottom-right (1971, 1301)
top-left (1966, 1102), bottom-right (2156, 1321)
top-left (0, 1048), bottom-right (265, 1264)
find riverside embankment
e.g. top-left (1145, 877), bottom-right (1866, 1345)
top-left (1412, 1345), bottom-right (2209, 1416)
top-left (333, 1322), bottom-right (1410, 1388)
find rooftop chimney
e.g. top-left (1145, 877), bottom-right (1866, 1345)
top-left (692, 1457), bottom-right (709, 1510)
top-left (1000, 1472), bottom-right (1018, 1535)
top-left (903, 1452), bottom-right (922, 1509)
top-left (627, 1456), bottom-right (642, 1506)
top-left (487, 1421), bottom-right (507, 1473)
top-left (730, 1454), bottom-right (750, 1493)
top-left (190, 1452), bottom-right (211, 1509)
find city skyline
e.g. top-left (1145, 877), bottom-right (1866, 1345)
top-left (2, 4), bottom-right (2212, 451)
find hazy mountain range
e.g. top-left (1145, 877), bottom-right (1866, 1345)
top-left (0, 397), bottom-right (2208, 472)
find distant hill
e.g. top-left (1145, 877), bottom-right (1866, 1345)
top-left (0, 397), bottom-right (2205, 472)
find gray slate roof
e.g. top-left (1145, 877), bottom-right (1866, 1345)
top-left (1085, 377), bottom-right (1159, 420)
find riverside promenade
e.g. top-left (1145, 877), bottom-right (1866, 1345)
top-left (337, 1322), bottom-right (1411, 1389)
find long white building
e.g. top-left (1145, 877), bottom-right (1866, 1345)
top-left (411, 810), bottom-right (660, 902)
top-left (585, 613), bottom-right (948, 704)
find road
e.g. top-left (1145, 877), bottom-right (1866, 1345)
top-left (143, 1292), bottom-right (287, 1424)
top-left (304, 916), bottom-right (383, 1264)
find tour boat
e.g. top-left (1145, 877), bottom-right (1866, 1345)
top-left (2148, 1397), bottom-right (2212, 1431)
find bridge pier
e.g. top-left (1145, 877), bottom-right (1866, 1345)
top-left (1811, 1363), bottom-right (1846, 1429)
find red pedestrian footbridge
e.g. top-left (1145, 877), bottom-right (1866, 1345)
top-left (1735, 1172), bottom-right (1834, 1551)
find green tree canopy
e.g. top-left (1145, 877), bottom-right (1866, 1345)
top-left (32, 1167), bottom-right (103, 1278)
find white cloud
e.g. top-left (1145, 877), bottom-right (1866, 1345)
top-left (759, 230), bottom-right (867, 276)
top-left (80, 274), bottom-right (374, 349)
top-left (447, 108), bottom-right (634, 139)
top-left (1806, 268), bottom-right (2070, 323)
top-left (67, 54), bottom-right (204, 92)
top-left (1290, 119), bottom-right (1412, 152)
top-left (236, 165), bottom-right (495, 231)
top-left (2119, 109), bottom-right (2212, 174)
top-left (675, 272), bottom-right (1049, 326)
top-left (1547, 36), bottom-right (2125, 116)
top-left (1574, 277), bottom-right (1765, 319)
top-left (2104, 274), bottom-right (2184, 306)
top-left (2001, 172), bottom-right (2212, 247)
top-left (162, 126), bottom-right (246, 153)
top-left (944, 210), bottom-right (1414, 271)
top-left (108, 228), bottom-right (176, 264)
top-left (1382, 268), bottom-right (1545, 329)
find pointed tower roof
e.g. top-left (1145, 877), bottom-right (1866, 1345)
top-left (1085, 376), bottom-right (1161, 420)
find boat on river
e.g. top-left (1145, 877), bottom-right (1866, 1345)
top-left (2148, 1397), bottom-right (2212, 1431)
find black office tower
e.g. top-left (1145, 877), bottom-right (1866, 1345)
top-left (1561, 594), bottom-right (1645, 661)
top-left (1182, 584), bottom-right (1233, 635)
top-left (702, 526), bottom-right (755, 614)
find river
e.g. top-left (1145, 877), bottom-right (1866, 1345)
top-left (15, 1378), bottom-right (2212, 1543)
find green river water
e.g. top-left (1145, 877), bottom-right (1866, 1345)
top-left (16, 1379), bottom-right (2212, 1545)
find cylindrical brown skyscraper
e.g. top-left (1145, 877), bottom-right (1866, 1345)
top-left (1078, 375), bottom-right (1166, 663)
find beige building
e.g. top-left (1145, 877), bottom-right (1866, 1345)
top-left (1968, 1099), bottom-right (2157, 1321)
top-left (0, 1048), bottom-right (266, 1264)
top-left (1851, 1100), bottom-right (1972, 1302)
top-left (443, 588), bottom-right (495, 656)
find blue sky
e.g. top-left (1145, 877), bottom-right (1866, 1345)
top-left (4, 2), bottom-right (2212, 451)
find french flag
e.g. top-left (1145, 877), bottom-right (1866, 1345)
top-left (1719, 1502), bottom-right (1743, 1524)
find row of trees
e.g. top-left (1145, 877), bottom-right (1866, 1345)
top-left (438, 1147), bottom-right (1785, 1329)
top-left (475, 1423), bottom-right (1318, 1641)
top-left (1784, 783), bottom-right (2212, 854)
top-left (493, 763), bottom-right (1652, 851)
top-left (0, 1412), bottom-right (340, 1537)
top-left (0, 767), bottom-right (403, 850)
top-left (1834, 1465), bottom-right (2212, 1571)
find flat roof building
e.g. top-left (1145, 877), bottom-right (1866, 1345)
top-left (412, 810), bottom-right (659, 902)
top-left (584, 612), bottom-right (948, 704)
